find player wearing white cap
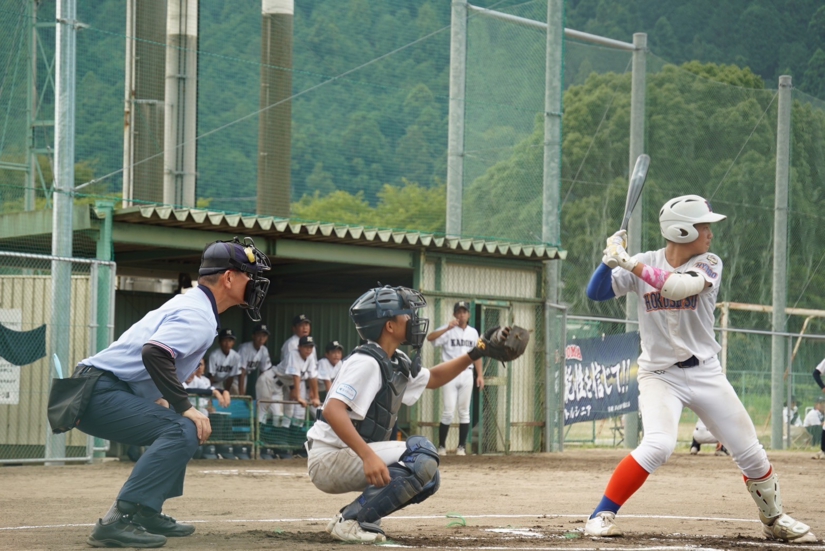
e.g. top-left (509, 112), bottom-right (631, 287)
top-left (68, 237), bottom-right (269, 548)
top-left (583, 195), bottom-right (815, 543)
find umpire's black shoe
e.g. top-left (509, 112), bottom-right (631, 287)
top-left (133, 510), bottom-right (196, 537)
top-left (87, 518), bottom-right (167, 548)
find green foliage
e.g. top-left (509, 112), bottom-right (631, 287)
top-left (291, 180), bottom-right (445, 233)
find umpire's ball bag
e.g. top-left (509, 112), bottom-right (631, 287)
top-left (47, 366), bottom-right (104, 434)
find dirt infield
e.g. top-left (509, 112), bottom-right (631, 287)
top-left (2, 449), bottom-right (825, 550)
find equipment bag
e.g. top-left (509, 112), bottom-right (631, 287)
top-left (47, 365), bottom-right (105, 434)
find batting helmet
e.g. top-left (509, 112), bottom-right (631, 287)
top-left (349, 285), bottom-right (429, 347)
top-left (659, 195), bottom-right (726, 244)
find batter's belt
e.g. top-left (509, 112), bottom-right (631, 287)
top-left (675, 355), bottom-right (699, 368)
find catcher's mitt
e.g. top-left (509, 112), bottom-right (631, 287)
top-left (468, 325), bottom-right (530, 363)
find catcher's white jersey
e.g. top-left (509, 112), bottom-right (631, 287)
top-left (431, 324), bottom-right (479, 367)
top-left (611, 248), bottom-right (722, 372)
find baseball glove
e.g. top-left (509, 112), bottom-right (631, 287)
top-left (468, 326), bottom-right (530, 363)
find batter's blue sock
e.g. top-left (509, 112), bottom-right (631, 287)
top-left (590, 496), bottom-right (621, 519)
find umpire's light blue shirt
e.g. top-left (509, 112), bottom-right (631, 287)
top-left (80, 286), bottom-right (220, 402)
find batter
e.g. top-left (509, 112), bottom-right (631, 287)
top-left (583, 195), bottom-right (815, 543)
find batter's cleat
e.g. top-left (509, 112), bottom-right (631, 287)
top-left (762, 514), bottom-right (817, 543)
top-left (456, 446), bottom-right (466, 456)
top-left (584, 511), bottom-right (623, 537)
top-left (437, 446), bottom-right (447, 457)
top-left (87, 518), bottom-right (167, 548)
top-left (132, 510), bottom-right (195, 537)
top-left (327, 513), bottom-right (387, 543)
top-left (812, 450), bottom-right (825, 460)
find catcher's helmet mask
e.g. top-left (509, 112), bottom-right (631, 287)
top-left (199, 237), bottom-right (271, 321)
top-left (349, 285), bottom-right (429, 348)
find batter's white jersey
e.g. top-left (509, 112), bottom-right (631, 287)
top-left (208, 348), bottom-right (242, 384)
top-left (611, 249), bottom-right (722, 372)
top-left (431, 324), bottom-right (479, 367)
top-left (307, 350), bottom-right (430, 448)
top-left (237, 341), bottom-right (271, 374)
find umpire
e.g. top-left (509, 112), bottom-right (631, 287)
top-left (72, 237), bottom-right (269, 548)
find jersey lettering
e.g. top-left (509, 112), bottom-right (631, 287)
top-left (693, 262), bottom-right (718, 279)
top-left (449, 338), bottom-right (476, 348)
top-left (643, 291), bottom-right (698, 312)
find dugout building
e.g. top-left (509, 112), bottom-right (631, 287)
top-left (0, 203), bottom-right (564, 459)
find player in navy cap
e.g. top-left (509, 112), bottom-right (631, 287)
top-left (71, 237), bottom-right (269, 547)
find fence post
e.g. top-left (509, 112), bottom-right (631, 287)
top-left (771, 75), bottom-right (792, 449)
top-left (446, 0), bottom-right (467, 238)
top-left (624, 32), bottom-right (646, 449)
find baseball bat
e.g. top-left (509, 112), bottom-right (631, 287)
top-left (620, 154), bottom-right (650, 231)
top-left (603, 154), bottom-right (650, 269)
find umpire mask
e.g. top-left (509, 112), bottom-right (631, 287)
top-left (199, 237), bottom-right (271, 321)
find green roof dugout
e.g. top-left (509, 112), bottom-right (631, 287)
top-left (0, 203), bottom-right (566, 454)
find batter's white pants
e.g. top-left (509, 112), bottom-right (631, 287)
top-left (307, 440), bottom-right (408, 494)
top-left (632, 360), bottom-right (770, 479)
top-left (255, 371), bottom-right (291, 428)
top-left (440, 368), bottom-right (473, 425)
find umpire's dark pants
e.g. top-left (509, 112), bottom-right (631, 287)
top-left (77, 371), bottom-right (200, 512)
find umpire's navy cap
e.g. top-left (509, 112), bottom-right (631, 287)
top-left (298, 335), bottom-right (315, 347)
top-left (454, 301), bottom-right (470, 313)
top-left (292, 314), bottom-right (311, 326)
top-left (325, 340), bottom-right (344, 352)
top-left (199, 240), bottom-right (266, 276)
top-left (218, 328), bottom-right (236, 341)
top-left (252, 323), bottom-right (270, 335)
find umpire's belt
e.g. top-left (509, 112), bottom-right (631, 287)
top-left (675, 356), bottom-right (699, 368)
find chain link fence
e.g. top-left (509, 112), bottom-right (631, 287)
top-left (564, 313), bottom-right (825, 451)
top-left (0, 251), bottom-right (115, 463)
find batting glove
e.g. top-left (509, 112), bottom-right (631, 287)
top-left (603, 243), bottom-right (638, 272)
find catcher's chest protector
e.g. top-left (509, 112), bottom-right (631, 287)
top-left (351, 344), bottom-right (411, 443)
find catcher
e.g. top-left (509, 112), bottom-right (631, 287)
top-left (305, 285), bottom-right (528, 543)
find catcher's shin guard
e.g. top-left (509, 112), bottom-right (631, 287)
top-left (747, 472), bottom-right (816, 542)
top-left (341, 436), bottom-right (440, 531)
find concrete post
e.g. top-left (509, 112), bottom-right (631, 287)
top-left (163, 0), bottom-right (198, 207)
top-left (47, 0), bottom-right (78, 464)
top-left (624, 33), bottom-right (646, 449)
top-left (543, 0), bottom-right (564, 452)
top-left (771, 75), bottom-right (792, 449)
top-left (446, 0), bottom-right (467, 238)
top-left (257, 0), bottom-right (293, 218)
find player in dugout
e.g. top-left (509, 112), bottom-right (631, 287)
top-left (66, 238), bottom-right (269, 548)
top-left (583, 195), bottom-right (816, 543)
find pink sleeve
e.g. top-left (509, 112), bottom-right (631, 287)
top-left (639, 265), bottom-right (671, 290)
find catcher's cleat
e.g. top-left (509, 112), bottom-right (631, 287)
top-left (584, 511), bottom-right (623, 537)
top-left (87, 518), bottom-right (167, 548)
top-left (132, 509), bottom-right (195, 537)
top-left (327, 513), bottom-right (387, 543)
top-left (762, 514), bottom-right (817, 543)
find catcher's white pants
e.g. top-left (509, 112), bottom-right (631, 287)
top-left (307, 440), bottom-right (407, 494)
top-left (632, 359), bottom-right (770, 479)
top-left (255, 371), bottom-right (291, 428)
top-left (440, 368), bottom-right (473, 425)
